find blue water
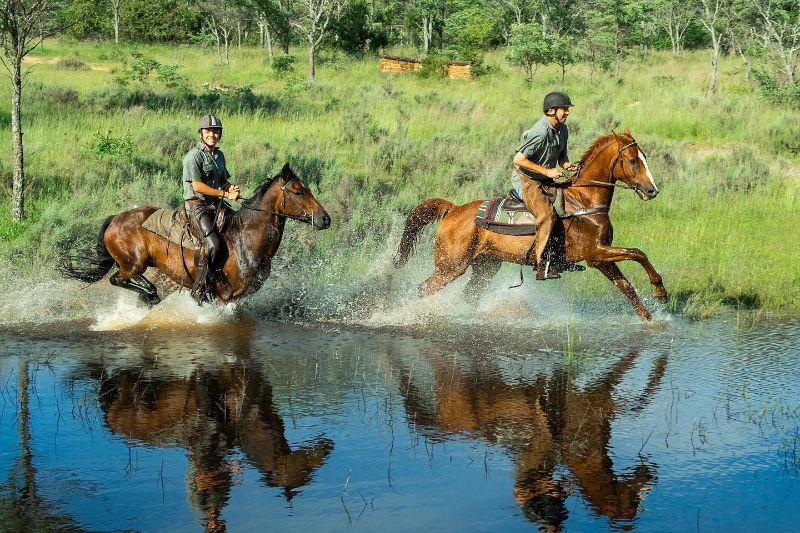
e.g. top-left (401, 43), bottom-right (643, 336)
top-left (1, 315), bottom-right (798, 532)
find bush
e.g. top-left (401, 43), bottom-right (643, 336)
top-left (751, 65), bottom-right (800, 107)
top-left (56, 57), bottom-right (88, 70)
top-left (90, 131), bottom-right (134, 159)
top-left (271, 55), bottom-right (296, 76)
top-left (418, 52), bottom-right (448, 78)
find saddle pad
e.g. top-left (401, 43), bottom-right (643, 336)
top-left (475, 196), bottom-right (538, 236)
top-left (142, 209), bottom-right (200, 250)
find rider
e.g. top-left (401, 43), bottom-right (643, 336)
top-left (183, 115), bottom-right (242, 303)
top-left (512, 92), bottom-right (578, 280)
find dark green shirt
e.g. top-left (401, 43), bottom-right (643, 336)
top-left (182, 142), bottom-right (231, 201)
top-left (514, 116), bottom-right (569, 182)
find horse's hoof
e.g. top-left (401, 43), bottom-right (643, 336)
top-left (654, 288), bottom-right (668, 304)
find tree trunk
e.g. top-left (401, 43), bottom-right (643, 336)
top-left (707, 39), bottom-right (719, 96)
top-left (308, 43), bottom-right (316, 81)
top-left (265, 24), bottom-right (274, 64)
top-left (11, 58), bottom-right (24, 222)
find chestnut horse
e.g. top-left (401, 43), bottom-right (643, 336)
top-left (60, 164), bottom-right (330, 305)
top-left (394, 129), bottom-right (667, 321)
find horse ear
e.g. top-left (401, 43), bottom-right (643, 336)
top-left (623, 127), bottom-right (632, 138)
top-left (281, 162), bottom-right (291, 176)
top-left (611, 129), bottom-right (620, 140)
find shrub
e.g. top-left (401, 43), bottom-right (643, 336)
top-left (90, 131), bottom-right (134, 159)
top-left (418, 52), bottom-right (448, 78)
top-left (56, 57), bottom-right (88, 70)
top-left (271, 55), bottom-right (296, 76)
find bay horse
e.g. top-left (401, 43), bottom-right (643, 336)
top-left (394, 129), bottom-right (667, 321)
top-left (60, 164), bottom-right (330, 305)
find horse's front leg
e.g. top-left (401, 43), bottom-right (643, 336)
top-left (585, 244), bottom-right (667, 303)
top-left (590, 262), bottom-right (653, 322)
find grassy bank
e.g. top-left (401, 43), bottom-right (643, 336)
top-left (0, 40), bottom-right (798, 317)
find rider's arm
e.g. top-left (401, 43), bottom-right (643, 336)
top-left (192, 180), bottom-right (241, 200)
top-left (514, 152), bottom-right (562, 180)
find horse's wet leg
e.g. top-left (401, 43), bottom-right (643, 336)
top-left (586, 244), bottom-right (667, 305)
top-left (591, 262), bottom-right (653, 322)
top-left (419, 264), bottom-right (468, 297)
top-left (464, 257), bottom-right (502, 301)
top-left (110, 270), bottom-right (160, 307)
top-left (130, 275), bottom-right (161, 305)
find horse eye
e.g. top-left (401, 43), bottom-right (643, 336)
top-left (293, 188), bottom-right (303, 195)
top-left (629, 158), bottom-right (638, 165)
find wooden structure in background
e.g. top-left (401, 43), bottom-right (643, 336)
top-left (379, 55), bottom-right (472, 80)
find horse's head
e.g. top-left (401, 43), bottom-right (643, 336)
top-left (276, 163), bottom-right (331, 229)
top-left (611, 129), bottom-right (659, 201)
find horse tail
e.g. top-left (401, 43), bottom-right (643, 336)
top-left (394, 198), bottom-right (454, 268)
top-left (58, 215), bottom-right (116, 283)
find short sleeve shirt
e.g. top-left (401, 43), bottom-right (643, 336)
top-left (515, 116), bottom-right (569, 181)
top-left (182, 142), bottom-right (231, 201)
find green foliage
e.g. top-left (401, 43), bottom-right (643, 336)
top-left (89, 131), bottom-right (134, 159)
top-left (271, 55), bottom-right (297, 76)
top-left (114, 50), bottom-right (188, 90)
top-left (506, 23), bottom-right (553, 82)
top-left (58, 0), bottom-right (111, 40)
top-left (332, 0), bottom-right (390, 55)
top-left (751, 65), bottom-right (800, 107)
top-left (119, 0), bottom-right (201, 43)
top-left (418, 52), bottom-right (448, 78)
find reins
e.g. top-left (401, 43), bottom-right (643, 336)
top-left (239, 176), bottom-right (315, 224)
top-left (560, 140), bottom-right (642, 218)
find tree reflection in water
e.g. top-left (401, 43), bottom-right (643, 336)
top-left (392, 347), bottom-right (667, 531)
top-left (78, 325), bottom-right (333, 532)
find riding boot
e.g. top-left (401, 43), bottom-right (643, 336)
top-left (191, 211), bottom-right (221, 305)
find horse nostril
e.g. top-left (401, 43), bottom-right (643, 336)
top-left (322, 214), bottom-right (331, 227)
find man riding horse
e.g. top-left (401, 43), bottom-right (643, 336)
top-left (512, 92), bottom-right (584, 280)
top-left (183, 115), bottom-right (242, 303)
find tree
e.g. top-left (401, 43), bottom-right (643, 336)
top-left (753, 0), bottom-right (800, 84)
top-left (584, 0), bottom-right (648, 77)
top-left (699, 0), bottom-right (727, 96)
top-left (506, 21), bottom-right (553, 82)
top-left (110, 0), bottom-right (120, 44)
top-left (0, 0), bottom-right (58, 222)
top-left (201, 0), bottom-right (239, 64)
top-left (653, 0), bottom-right (698, 56)
top-left (290, 0), bottom-right (343, 81)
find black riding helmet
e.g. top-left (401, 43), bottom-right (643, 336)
top-left (198, 114), bottom-right (223, 132)
top-left (542, 92), bottom-right (573, 114)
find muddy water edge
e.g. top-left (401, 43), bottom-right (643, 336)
top-left (1, 314), bottom-right (799, 532)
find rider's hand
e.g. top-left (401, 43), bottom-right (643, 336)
top-left (544, 167), bottom-right (563, 179)
top-left (563, 162), bottom-right (577, 172)
top-left (228, 185), bottom-right (241, 201)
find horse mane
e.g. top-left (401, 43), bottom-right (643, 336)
top-left (240, 172), bottom-right (282, 210)
top-left (579, 132), bottom-right (618, 164)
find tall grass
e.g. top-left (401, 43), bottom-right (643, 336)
top-left (0, 41), bottom-right (798, 315)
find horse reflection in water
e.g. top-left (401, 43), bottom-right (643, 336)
top-left (394, 348), bottom-right (666, 531)
top-left (78, 327), bottom-right (332, 532)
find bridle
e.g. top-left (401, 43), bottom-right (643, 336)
top-left (561, 139), bottom-right (644, 219)
top-left (241, 175), bottom-right (316, 224)
top-left (570, 140), bottom-right (644, 193)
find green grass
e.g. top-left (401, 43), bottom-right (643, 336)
top-left (1, 41), bottom-right (798, 315)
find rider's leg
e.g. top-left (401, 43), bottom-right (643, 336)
top-left (520, 179), bottom-right (559, 280)
top-left (194, 212), bottom-right (221, 303)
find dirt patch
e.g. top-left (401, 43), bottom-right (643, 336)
top-left (24, 55), bottom-right (111, 72)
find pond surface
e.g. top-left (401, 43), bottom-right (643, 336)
top-left (1, 311), bottom-right (799, 532)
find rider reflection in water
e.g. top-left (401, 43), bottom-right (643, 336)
top-left (512, 92), bottom-right (583, 280)
top-left (183, 115), bottom-right (242, 304)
